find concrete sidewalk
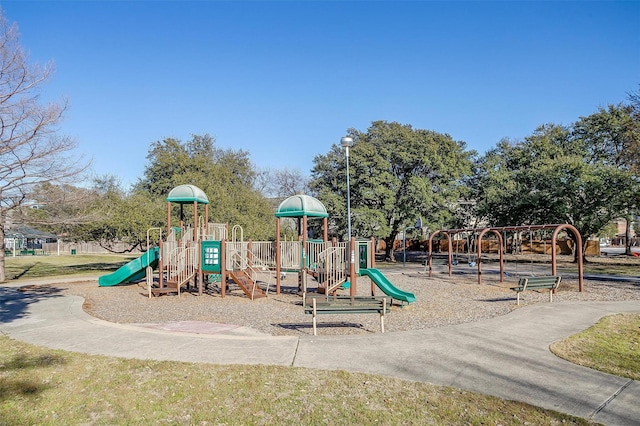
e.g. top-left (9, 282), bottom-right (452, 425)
top-left (1, 285), bottom-right (639, 425)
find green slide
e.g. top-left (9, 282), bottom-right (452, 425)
top-left (98, 247), bottom-right (160, 287)
top-left (359, 268), bottom-right (416, 303)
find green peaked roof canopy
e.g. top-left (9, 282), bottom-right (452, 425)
top-left (166, 184), bottom-right (209, 204)
top-left (275, 194), bottom-right (328, 218)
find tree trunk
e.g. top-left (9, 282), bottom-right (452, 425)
top-left (384, 237), bottom-right (396, 261)
top-left (580, 240), bottom-right (589, 264)
top-left (625, 216), bottom-right (632, 256)
top-left (567, 228), bottom-right (585, 264)
top-left (0, 210), bottom-right (5, 282)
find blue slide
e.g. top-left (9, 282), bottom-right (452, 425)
top-left (98, 247), bottom-right (160, 287)
top-left (359, 268), bottom-right (416, 303)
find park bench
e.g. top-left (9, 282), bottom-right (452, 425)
top-left (304, 295), bottom-right (390, 336)
top-left (510, 276), bottom-right (562, 305)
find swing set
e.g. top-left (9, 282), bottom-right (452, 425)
top-left (426, 224), bottom-right (584, 291)
top-left (510, 227), bottom-right (553, 276)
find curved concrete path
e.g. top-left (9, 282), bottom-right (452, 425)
top-left (1, 284), bottom-right (639, 425)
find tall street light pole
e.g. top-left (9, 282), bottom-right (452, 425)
top-left (341, 136), bottom-right (356, 296)
top-left (340, 136), bottom-right (354, 241)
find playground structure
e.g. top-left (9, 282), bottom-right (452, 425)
top-left (98, 186), bottom-right (416, 304)
top-left (425, 224), bottom-right (584, 292)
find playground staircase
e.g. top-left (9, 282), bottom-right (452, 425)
top-left (226, 242), bottom-right (275, 300)
top-left (150, 280), bottom-right (181, 297)
top-left (151, 244), bottom-right (197, 297)
top-left (228, 268), bottom-right (266, 300)
top-left (316, 246), bottom-right (347, 295)
top-left (317, 276), bottom-right (348, 295)
top-left (245, 255), bottom-right (276, 295)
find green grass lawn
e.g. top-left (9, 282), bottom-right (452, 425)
top-left (0, 336), bottom-right (595, 425)
top-left (580, 262), bottom-right (640, 277)
top-left (3, 254), bottom-right (136, 281)
top-left (551, 313), bottom-right (640, 381)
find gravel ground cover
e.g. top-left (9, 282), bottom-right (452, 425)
top-left (53, 266), bottom-right (640, 336)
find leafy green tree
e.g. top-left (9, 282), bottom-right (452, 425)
top-left (136, 134), bottom-right (275, 240)
top-left (310, 120), bottom-right (474, 260)
top-left (625, 86), bottom-right (640, 251)
top-left (573, 104), bottom-right (640, 255)
top-left (475, 124), bottom-right (575, 226)
top-left (138, 137), bottom-right (193, 197)
top-left (475, 108), bottom-right (639, 259)
top-left (573, 104), bottom-right (637, 167)
top-left (78, 177), bottom-right (165, 252)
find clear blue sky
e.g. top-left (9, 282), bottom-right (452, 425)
top-left (2, 1), bottom-right (639, 188)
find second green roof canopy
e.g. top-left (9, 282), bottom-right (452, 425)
top-left (275, 194), bottom-right (328, 218)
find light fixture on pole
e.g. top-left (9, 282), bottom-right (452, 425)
top-left (340, 136), bottom-right (354, 241)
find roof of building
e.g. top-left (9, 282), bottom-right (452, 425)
top-left (5, 226), bottom-right (57, 239)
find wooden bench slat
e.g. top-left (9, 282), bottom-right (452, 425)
top-left (304, 303), bottom-right (389, 309)
top-left (306, 304), bottom-right (388, 309)
top-left (304, 309), bottom-right (390, 314)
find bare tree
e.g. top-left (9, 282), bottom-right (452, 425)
top-left (627, 85), bottom-right (640, 175)
top-left (0, 11), bottom-right (88, 281)
top-left (23, 182), bottom-right (102, 229)
top-left (255, 167), bottom-right (310, 198)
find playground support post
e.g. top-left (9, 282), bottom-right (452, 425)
top-left (275, 219), bottom-right (281, 294)
top-left (166, 202), bottom-right (171, 237)
top-left (220, 239), bottom-right (227, 298)
top-left (369, 237), bottom-right (376, 269)
top-left (551, 224), bottom-right (584, 292)
top-left (349, 236), bottom-right (357, 297)
top-left (370, 236), bottom-right (376, 296)
top-left (158, 239), bottom-right (165, 289)
top-left (192, 201), bottom-right (198, 242)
